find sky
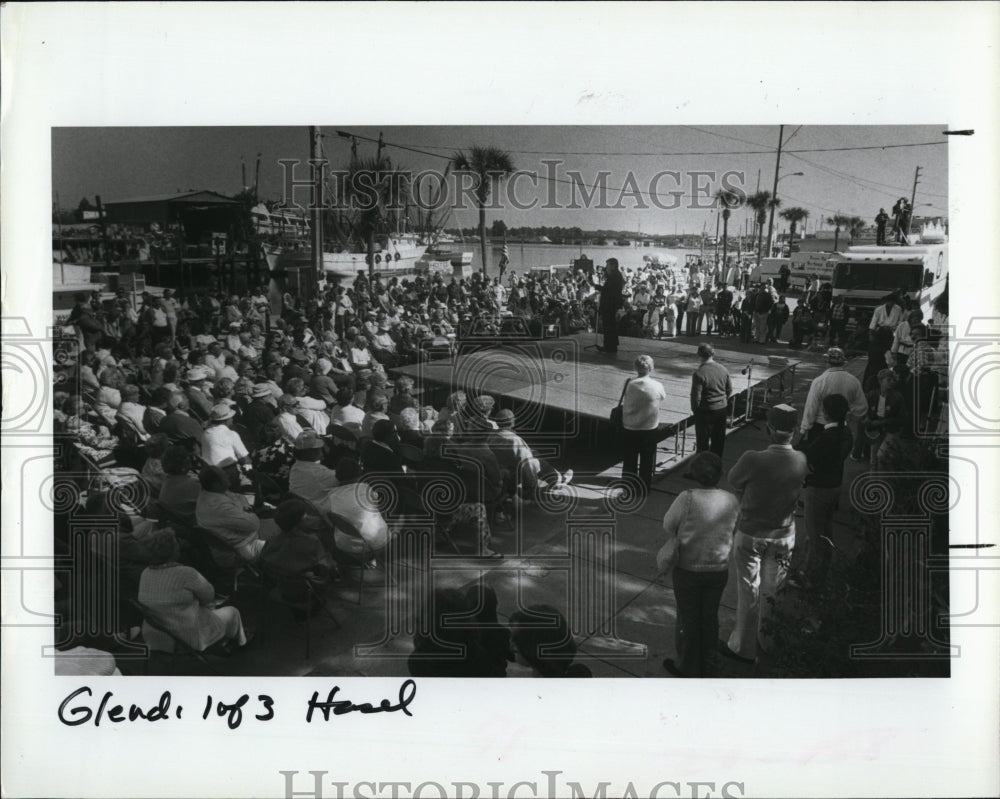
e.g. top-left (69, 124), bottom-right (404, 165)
top-left (52, 125), bottom-right (948, 236)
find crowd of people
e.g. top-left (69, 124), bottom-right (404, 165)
top-left (54, 267), bottom-right (594, 674)
top-left (52, 249), bottom-right (948, 677)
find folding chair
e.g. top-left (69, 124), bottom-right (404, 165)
top-left (127, 599), bottom-right (219, 675)
top-left (258, 562), bottom-right (341, 659)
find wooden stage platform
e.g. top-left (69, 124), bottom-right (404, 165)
top-left (393, 334), bottom-right (800, 452)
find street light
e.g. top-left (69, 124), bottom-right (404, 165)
top-left (765, 172), bottom-right (804, 258)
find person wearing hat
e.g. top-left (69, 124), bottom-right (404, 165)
top-left (274, 394), bottom-right (305, 445)
top-left (596, 258), bottom-right (624, 354)
top-left (656, 451), bottom-right (739, 677)
top-left (370, 321), bottom-right (399, 368)
top-left (201, 403), bottom-right (250, 467)
top-left (487, 408), bottom-right (573, 497)
top-left (797, 347), bottom-right (868, 445)
top-left (721, 404), bottom-right (808, 663)
top-left (242, 383), bottom-right (277, 442)
top-left (184, 365), bottom-right (215, 421)
top-left (283, 348), bottom-right (312, 384)
top-left (288, 430), bottom-right (339, 505)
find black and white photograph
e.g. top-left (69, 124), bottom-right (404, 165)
top-left (46, 123), bottom-right (952, 681)
top-left (3, 4), bottom-right (998, 799)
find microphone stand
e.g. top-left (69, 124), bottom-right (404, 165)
top-left (741, 358), bottom-right (761, 428)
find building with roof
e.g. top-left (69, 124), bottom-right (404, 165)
top-left (103, 190), bottom-right (240, 227)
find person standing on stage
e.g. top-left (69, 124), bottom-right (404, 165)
top-left (622, 355), bottom-right (667, 491)
top-left (596, 258), bottom-right (624, 354)
top-left (690, 343), bottom-right (733, 457)
top-left (721, 404), bottom-right (808, 664)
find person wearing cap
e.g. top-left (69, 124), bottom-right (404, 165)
top-left (690, 343), bottom-right (733, 457)
top-left (721, 404), bottom-right (808, 663)
top-left (200, 403), bottom-right (250, 467)
top-left (655, 451), bottom-right (739, 677)
top-left (487, 408), bottom-right (573, 496)
top-left (283, 348), bottom-right (312, 384)
top-left (596, 258), bottom-right (624, 354)
top-left (274, 394), bottom-right (305, 444)
top-left (288, 430), bottom-right (339, 505)
top-left (798, 348), bottom-right (868, 445)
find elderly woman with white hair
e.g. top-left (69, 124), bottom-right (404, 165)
top-left (621, 354), bottom-right (667, 492)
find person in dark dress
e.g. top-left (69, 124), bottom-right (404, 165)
top-left (596, 258), bottom-right (624, 354)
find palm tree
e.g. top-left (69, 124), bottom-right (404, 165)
top-left (714, 187), bottom-right (744, 282)
top-left (847, 215), bottom-right (866, 245)
top-left (745, 190), bottom-right (774, 266)
top-left (451, 145), bottom-right (516, 274)
top-left (779, 207), bottom-right (810, 255)
top-left (826, 213), bottom-right (851, 251)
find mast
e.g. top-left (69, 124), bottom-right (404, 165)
top-left (309, 127), bottom-right (324, 290)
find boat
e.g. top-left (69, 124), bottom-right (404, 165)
top-left (276, 233), bottom-right (429, 286)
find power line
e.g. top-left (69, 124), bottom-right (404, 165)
top-left (331, 130), bottom-right (947, 158)
top-left (786, 151), bottom-right (949, 199)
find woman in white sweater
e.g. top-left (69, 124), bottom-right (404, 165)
top-left (656, 452), bottom-right (739, 677)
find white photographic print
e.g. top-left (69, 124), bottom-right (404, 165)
top-left (2, 3), bottom-right (998, 799)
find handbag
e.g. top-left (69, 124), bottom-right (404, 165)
top-left (609, 378), bottom-right (631, 428)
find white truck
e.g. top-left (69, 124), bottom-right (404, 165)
top-left (829, 238), bottom-right (948, 325)
top-left (753, 252), bottom-right (837, 291)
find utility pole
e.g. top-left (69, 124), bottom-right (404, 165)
top-left (309, 126), bottom-right (324, 294)
top-left (906, 166), bottom-right (922, 237)
top-left (765, 124), bottom-right (784, 260)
